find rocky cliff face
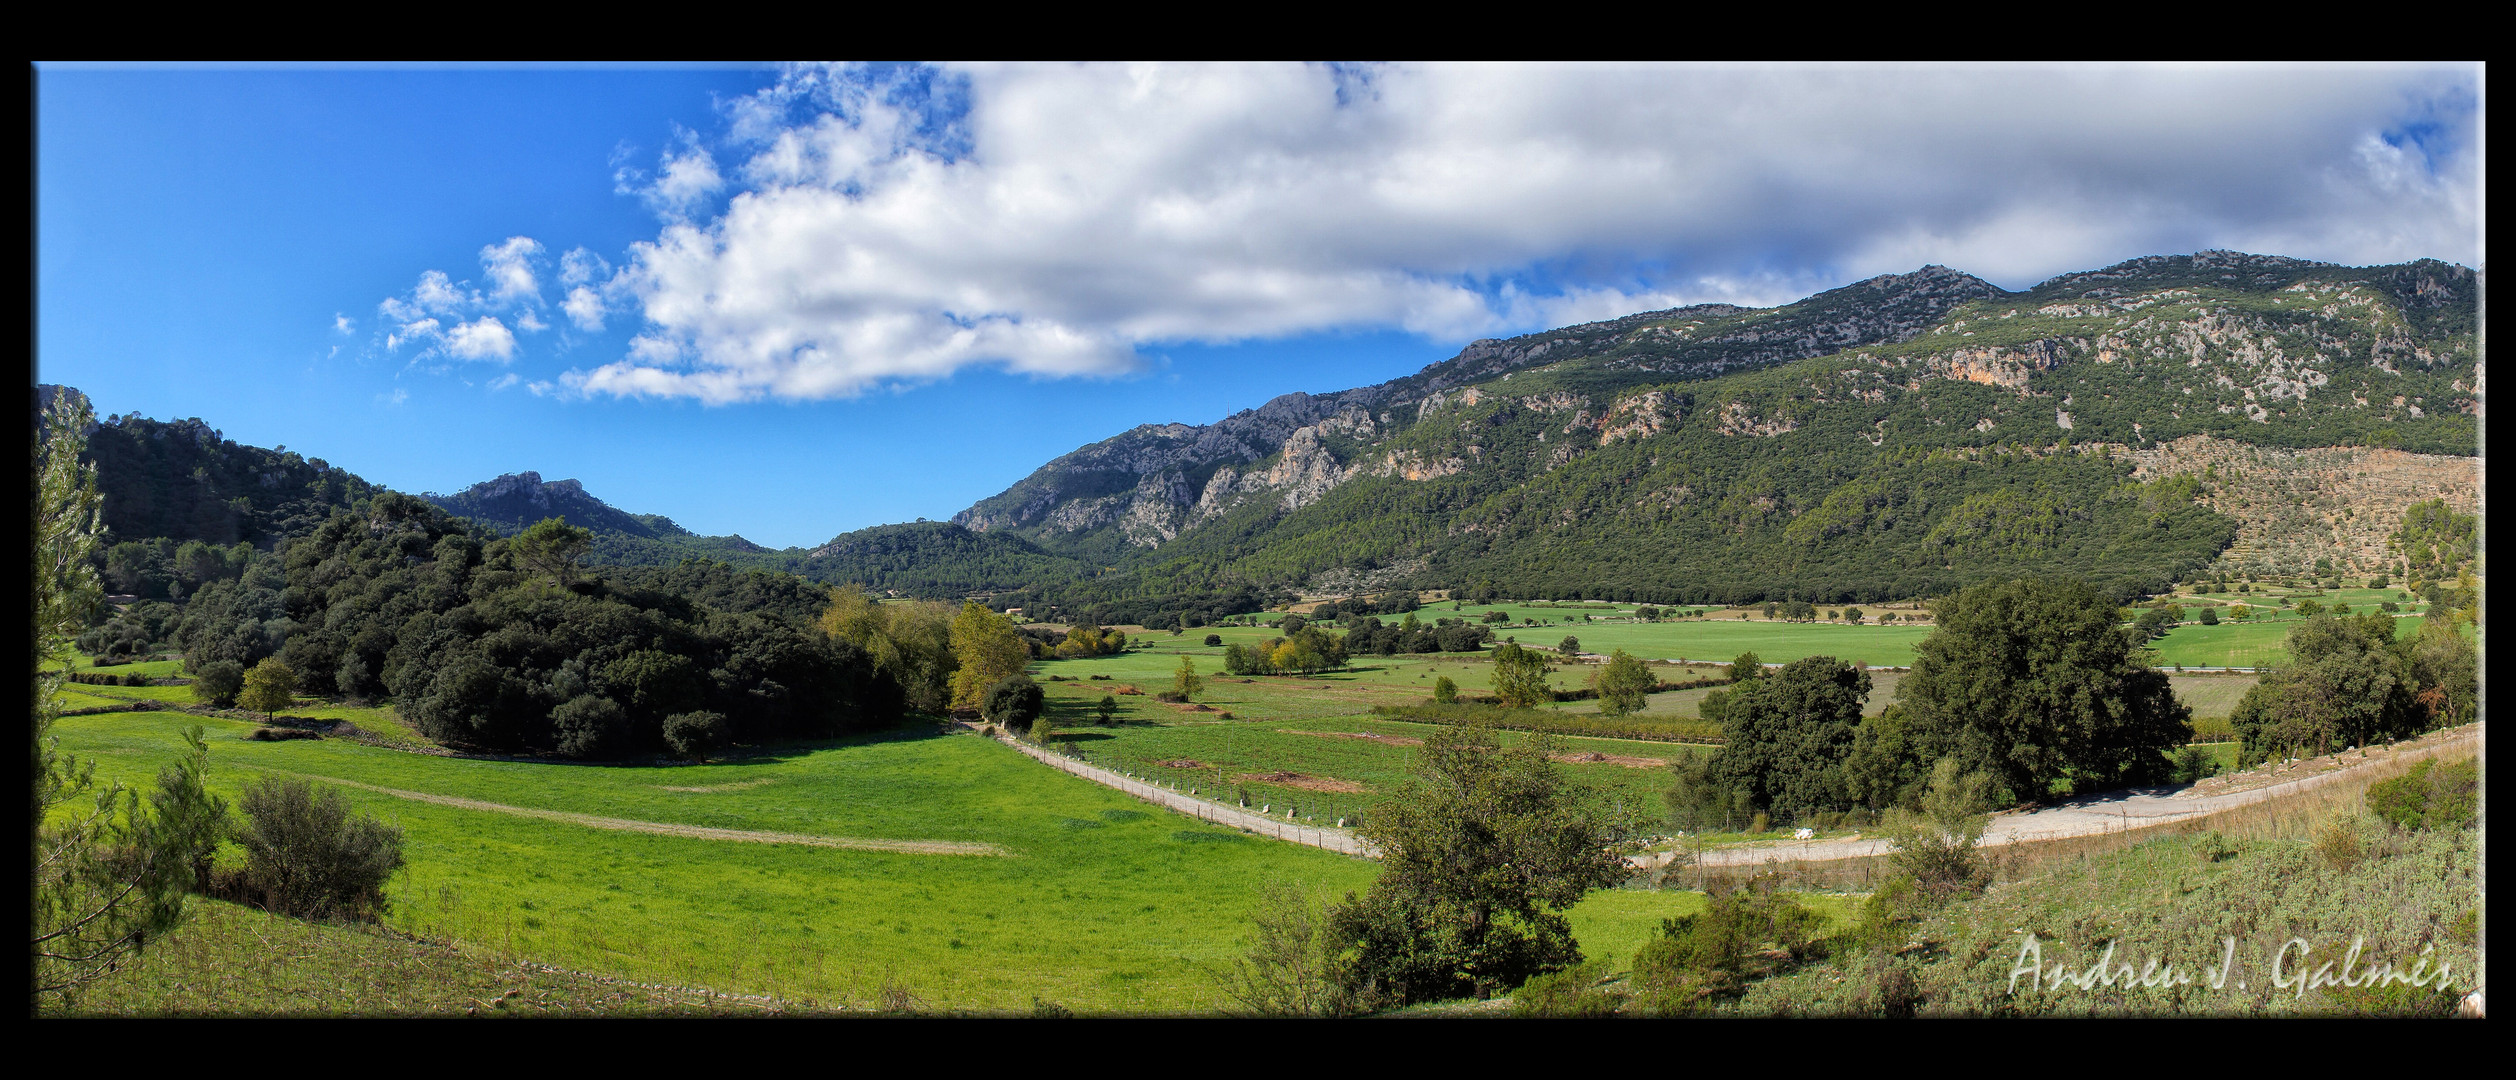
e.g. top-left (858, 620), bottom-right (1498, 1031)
top-left (425, 471), bottom-right (677, 539)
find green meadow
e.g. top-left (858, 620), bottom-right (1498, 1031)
top-left (52, 709), bottom-right (1381, 1013)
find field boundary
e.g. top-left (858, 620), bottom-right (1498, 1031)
top-left (975, 725), bottom-right (1378, 859)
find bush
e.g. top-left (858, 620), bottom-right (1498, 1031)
top-left (1203, 634), bottom-right (1223, 647)
top-left (2169, 745), bottom-right (2216, 784)
top-left (983, 674), bottom-right (1046, 729)
top-left (191, 659), bottom-right (245, 708)
top-left (1510, 958), bottom-right (1625, 1017)
top-left (2365, 757), bottom-right (2478, 831)
top-left (552, 695), bottom-right (628, 759)
top-left (663, 710), bottom-right (729, 761)
top-left (232, 777), bottom-right (405, 920)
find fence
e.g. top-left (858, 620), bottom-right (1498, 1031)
top-left (979, 725), bottom-right (1378, 859)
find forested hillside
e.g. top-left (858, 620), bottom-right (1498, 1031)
top-left (947, 251), bottom-right (2479, 609)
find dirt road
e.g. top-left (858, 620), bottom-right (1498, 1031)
top-left (1652, 723), bottom-right (2479, 870)
top-left (981, 726), bottom-right (1378, 858)
top-left (282, 771), bottom-right (1008, 856)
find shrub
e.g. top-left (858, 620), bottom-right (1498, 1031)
top-left (2169, 745), bottom-right (2216, 784)
top-left (1883, 759), bottom-right (1995, 900)
top-left (1203, 634), bottom-right (1224, 647)
top-left (983, 674), bottom-right (1046, 729)
top-left (233, 777), bottom-right (405, 920)
top-left (663, 710), bottom-right (730, 761)
top-left (2313, 814), bottom-right (2365, 870)
top-left (191, 659), bottom-right (246, 708)
top-left (1431, 676), bottom-right (1457, 705)
top-left (551, 695), bottom-right (628, 759)
top-left (2365, 757), bottom-right (2478, 831)
top-left (1510, 958), bottom-right (1625, 1017)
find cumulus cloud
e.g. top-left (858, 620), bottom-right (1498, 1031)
top-left (543, 62), bottom-right (2483, 403)
top-left (444, 317), bottom-right (518, 362)
top-left (480, 236), bottom-right (546, 303)
top-left (333, 313), bottom-right (355, 334)
top-left (560, 247), bottom-right (612, 287)
top-left (562, 285), bottom-right (608, 331)
top-left (378, 235), bottom-right (563, 367)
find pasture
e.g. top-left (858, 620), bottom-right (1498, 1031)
top-left (52, 709), bottom-right (1382, 1013)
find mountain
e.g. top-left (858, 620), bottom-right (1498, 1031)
top-left (55, 395), bottom-right (385, 548)
top-left (423, 471), bottom-right (772, 565)
top-left (949, 251), bottom-right (2480, 611)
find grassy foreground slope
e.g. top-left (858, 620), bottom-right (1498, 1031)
top-left (53, 711), bottom-right (1378, 1013)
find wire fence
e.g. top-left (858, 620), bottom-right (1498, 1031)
top-left (978, 725), bottom-right (1379, 859)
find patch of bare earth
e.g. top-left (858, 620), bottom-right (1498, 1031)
top-left (1552, 751), bottom-right (1671, 769)
top-left (1237, 770), bottom-right (1369, 794)
top-left (1153, 759), bottom-right (1206, 769)
top-left (1284, 729), bottom-right (1424, 747)
top-left (287, 773), bottom-right (1006, 856)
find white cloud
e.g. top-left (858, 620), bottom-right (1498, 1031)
top-left (378, 388), bottom-right (409, 406)
top-left (480, 236), bottom-right (546, 303)
top-left (489, 372), bottom-right (522, 390)
top-left (531, 62), bottom-right (2483, 403)
top-left (560, 247), bottom-right (612, 286)
top-left (333, 313), bottom-right (355, 334)
top-left (413, 269), bottom-right (469, 312)
top-left (563, 285), bottom-right (608, 331)
top-left (444, 317), bottom-right (518, 362)
top-left (515, 310), bottom-right (549, 333)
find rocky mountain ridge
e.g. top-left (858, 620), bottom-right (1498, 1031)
top-left (951, 252), bottom-right (2478, 587)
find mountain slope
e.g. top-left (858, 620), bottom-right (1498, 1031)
top-left (422, 471), bottom-right (772, 565)
top-left (951, 251), bottom-right (2479, 609)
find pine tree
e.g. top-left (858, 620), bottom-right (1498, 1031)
top-left (34, 389), bottom-right (223, 1008)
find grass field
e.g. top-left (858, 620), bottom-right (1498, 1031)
top-left (60, 897), bottom-right (777, 1017)
top-left (2149, 614), bottom-right (2428, 669)
top-left (52, 709), bottom-right (1388, 1013)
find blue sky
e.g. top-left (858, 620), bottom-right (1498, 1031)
top-left (37, 63), bottom-right (2480, 549)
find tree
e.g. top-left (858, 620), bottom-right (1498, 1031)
top-left (2197, 606), bottom-right (2220, 626)
top-left (510, 516), bottom-right (594, 587)
top-left (1325, 724), bottom-right (1632, 1005)
top-left (1487, 643), bottom-right (1553, 708)
top-left (2229, 614), bottom-right (2420, 763)
top-left (820, 586), bottom-right (957, 714)
top-left (1881, 758), bottom-right (1996, 900)
top-left (948, 601), bottom-right (1030, 711)
top-left (1095, 695), bottom-right (1119, 725)
top-left (233, 776), bottom-right (406, 919)
top-left (1591, 650), bottom-right (1652, 717)
top-left (1707, 656), bottom-right (1870, 820)
top-left (1729, 652), bottom-right (1764, 684)
top-left (1895, 577), bottom-right (2190, 801)
top-left (1844, 607), bottom-right (1864, 625)
top-left (34, 388), bottom-right (220, 1007)
top-left (1557, 635), bottom-right (1582, 657)
top-left (1203, 633), bottom-right (1223, 647)
top-left (983, 673), bottom-right (1045, 730)
top-left (663, 710), bottom-right (730, 761)
top-left (1171, 656), bottom-right (1204, 702)
top-left (1432, 676), bottom-right (1458, 705)
top-left (239, 656), bottom-right (298, 719)
top-left (190, 659), bottom-right (246, 707)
